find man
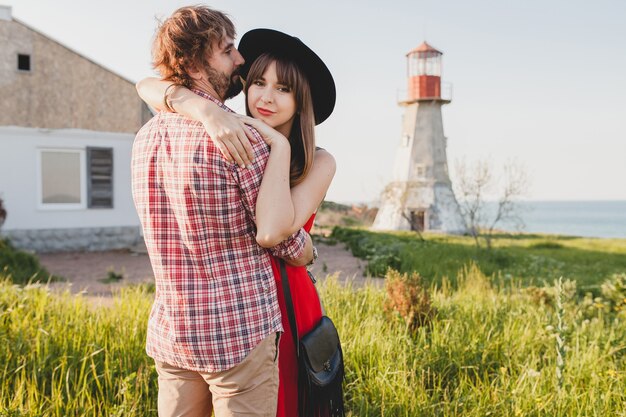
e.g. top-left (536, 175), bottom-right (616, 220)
top-left (131, 6), bottom-right (313, 417)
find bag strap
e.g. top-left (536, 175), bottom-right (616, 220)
top-left (279, 259), bottom-right (300, 356)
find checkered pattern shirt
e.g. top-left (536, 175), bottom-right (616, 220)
top-left (132, 91), bottom-right (306, 372)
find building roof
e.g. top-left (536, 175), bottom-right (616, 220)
top-left (407, 41), bottom-right (443, 56)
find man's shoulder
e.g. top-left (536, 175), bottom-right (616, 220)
top-left (136, 112), bottom-right (207, 138)
top-left (246, 126), bottom-right (271, 159)
top-left (159, 112), bottom-right (205, 131)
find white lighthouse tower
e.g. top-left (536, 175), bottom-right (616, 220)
top-left (373, 42), bottom-right (465, 233)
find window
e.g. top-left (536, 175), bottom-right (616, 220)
top-left (87, 147), bottom-right (113, 208)
top-left (415, 164), bottom-right (427, 179)
top-left (17, 54), bottom-right (30, 71)
top-left (38, 147), bottom-right (114, 210)
top-left (39, 149), bottom-right (85, 208)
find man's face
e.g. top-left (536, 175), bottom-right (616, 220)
top-left (203, 36), bottom-right (245, 100)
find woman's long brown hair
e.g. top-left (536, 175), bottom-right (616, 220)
top-left (244, 53), bottom-right (315, 187)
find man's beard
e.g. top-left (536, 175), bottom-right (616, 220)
top-left (207, 67), bottom-right (243, 100)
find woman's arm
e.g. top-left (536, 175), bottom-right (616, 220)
top-left (238, 116), bottom-right (336, 247)
top-left (258, 150), bottom-right (336, 247)
top-left (135, 77), bottom-right (256, 167)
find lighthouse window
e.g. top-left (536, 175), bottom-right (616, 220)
top-left (418, 58), bottom-right (426, 75)
top-left (416, 164), bottom-right (427, 178)
top-left (425, 56), bottom-right (441, 76)
top-left (426, 57), bottom-right (435, 75)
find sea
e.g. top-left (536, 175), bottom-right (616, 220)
top-left (488, 201), bottom-right (626, 239)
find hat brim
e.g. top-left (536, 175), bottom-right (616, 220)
top-left (238, 29), bottom-right (336, 125)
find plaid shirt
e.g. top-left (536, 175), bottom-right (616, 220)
top-left (132, 91), bottom-right (306, 372)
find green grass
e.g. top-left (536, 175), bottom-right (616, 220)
top-left (0, 281), bottom-right (155, 416)
top-left (329, 227), bottom-right (626, 293)
top-left (2, 265), bottom-right (626, 416)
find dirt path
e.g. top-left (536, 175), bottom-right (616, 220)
top-left (39, 249), bottom-right (155, 297)
top-left (308, 242), bottom-right (383, 287)
top-left (38, 241), bottom-right (383, 300)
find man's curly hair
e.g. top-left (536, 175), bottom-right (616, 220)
top-left (152, 6), bottom-right (236, 88)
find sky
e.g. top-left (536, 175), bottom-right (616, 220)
top-left (7, 0), bottom-right (626, 204)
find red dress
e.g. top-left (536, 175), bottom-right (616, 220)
top-left (270, 214), bottom-right (323, 417)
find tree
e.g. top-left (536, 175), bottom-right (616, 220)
top-left (400, 209), bottom-right (425, 241)
top-left (453, 158), bottom-right (529, 249)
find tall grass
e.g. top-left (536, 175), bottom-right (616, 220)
top-left (0, 281), bottom-right (155, 416)
top-left (331, 266), bottom-right (626, 416)
top-left (2, 266), bottom-right (626, 416)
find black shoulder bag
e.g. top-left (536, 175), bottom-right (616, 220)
top-left (279, 260), bottom-right (345, 417)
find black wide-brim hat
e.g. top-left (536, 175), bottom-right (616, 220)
top-left (238, 29), bottom-right (336, 125)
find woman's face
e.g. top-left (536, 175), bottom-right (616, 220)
top-left (247, 61), bottom-right (297, 137)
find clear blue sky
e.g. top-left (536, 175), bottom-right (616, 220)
top-left (8, 0), bottom-right (626, 203)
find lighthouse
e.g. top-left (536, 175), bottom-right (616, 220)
top-left (373, 42), bottom-right (465, 233)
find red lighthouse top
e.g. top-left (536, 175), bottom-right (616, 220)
top-left (407, 41), bottom-right (442, 55)
top-left (405, 41), bottom-right (444, 102)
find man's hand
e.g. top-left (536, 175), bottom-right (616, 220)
top-left (200, 105), bottom-right (258, 168)
top-left (283, 233), bottom-right (314, 267)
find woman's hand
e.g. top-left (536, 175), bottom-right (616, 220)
top-left (200, 106), bottom-right (259, 168)
top-left (235, 115), bottom-right (289, 148)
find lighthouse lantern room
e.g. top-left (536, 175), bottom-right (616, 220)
top-left (407, 42), bottom-right (443, 100)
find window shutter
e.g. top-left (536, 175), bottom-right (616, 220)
top-left (87, 147), bottom-right (113, 208)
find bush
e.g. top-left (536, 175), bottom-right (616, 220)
top-left (384, 269), bottom-right (435, 332)
top-left (367, 252), bottom-right (401, 277)
top-left (0, 238), bottom-right (55, 284)
top-left (601, 273), bottom-right (626, 313)
top-left (330, 227), bottom-right (406, 276)
top-left (529, 241), bottom-right (564, 249)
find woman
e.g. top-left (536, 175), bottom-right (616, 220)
top-left (137, 29), bottom-right (337, 417)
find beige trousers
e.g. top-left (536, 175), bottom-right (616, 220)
top-left (155, 333), bottom-right (280, 417)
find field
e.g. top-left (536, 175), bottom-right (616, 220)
top-left (330, 227), bottom-right (626, 293)
top-left (2, 229), bottom-right (626, 416)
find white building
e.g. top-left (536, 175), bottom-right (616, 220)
top-left (0, 6), bottom-right (152, 251)
top-left (373, 42), bottom-right (465, 234)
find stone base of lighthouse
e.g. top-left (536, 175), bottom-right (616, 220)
top-left (372, 181), bottom-right (466, 234)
